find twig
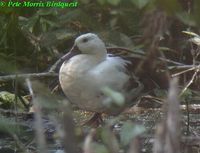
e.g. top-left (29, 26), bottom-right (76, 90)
top-left (0, 72), bottom-right (57, 82)
top-left (170, 65), bottom-right (198, 69)
top-left (172, 66), bottom-right (198, 77)
top-left (180, 68), bottom-right (200, 96)
top-left (107, 47), bottom-right (137, 53)
top-left (160, 58), bottom-right (185, 66)
top-left (0, 47), bottom-right (188, 83)
top-left (48, 55), bottom-right (68, 72)
top-left (107, 47), bottom-right (186, 66)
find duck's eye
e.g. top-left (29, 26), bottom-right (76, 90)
top-left (82, 38), bottom-right (88, 43)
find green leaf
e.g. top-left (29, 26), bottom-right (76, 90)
top-left (25, 15), bottom-right (39, 33)
top-left (182, 31), bottom-right (200, 45)
top-left (55, 31), bottom-right (75, 40)
top-left (182, 31), bottom-right (199, 37)
top-left (40, 17), bottom-right (59, 29)
top-left (101, 86), bottom-right (125, 107)
top-left (107, 0), bottom-right (121, 6)
top-left (120, 121), bottom-right (145, 146)
top-left (0, 91), bottom-right (28, 110)
top-left (59, 9), bottom-right (81, 22)
top-left (131, 0), bottom-right (150, 9)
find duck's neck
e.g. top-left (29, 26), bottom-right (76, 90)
top-left (93, 47), bottom-right (107, 62)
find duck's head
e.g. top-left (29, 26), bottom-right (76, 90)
top-left (61, 33), bottom-right (107, 61)
top-left (75, 33), bottom-right (106, 55)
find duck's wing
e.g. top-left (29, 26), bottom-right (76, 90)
top-left (107, 47), bottom-right (169, 89)
top-left (87, 56), bottom-right (143, 115)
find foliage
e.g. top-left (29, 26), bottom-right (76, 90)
top-left (0, 0), bottom-right (199, 74)
top-left (120, 121), bottom-right (145, 146)
top-left (0, 91), bottom-right (28, 110)
top-left (0, 0), bottom-right (200, 153)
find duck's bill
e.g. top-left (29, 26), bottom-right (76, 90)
top-left (61, 45), bottom-right (81, 61)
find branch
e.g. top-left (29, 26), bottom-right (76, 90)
top-left (0, 72), bottom-right (58, 82)
top-left (107, 47), bottom-right (186, 66)
top-left (0, 47), bottom-right (191, 82)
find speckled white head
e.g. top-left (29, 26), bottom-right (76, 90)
top-left (74, 33), bottom-right (107, 58)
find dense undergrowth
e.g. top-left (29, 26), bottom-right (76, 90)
top-left (0, 0), bottom-right (200, 153)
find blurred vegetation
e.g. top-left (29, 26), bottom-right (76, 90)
top-left (0, 0), bottom-right (199, 73)
top-left (0, 0), bottom-right (200, 153)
